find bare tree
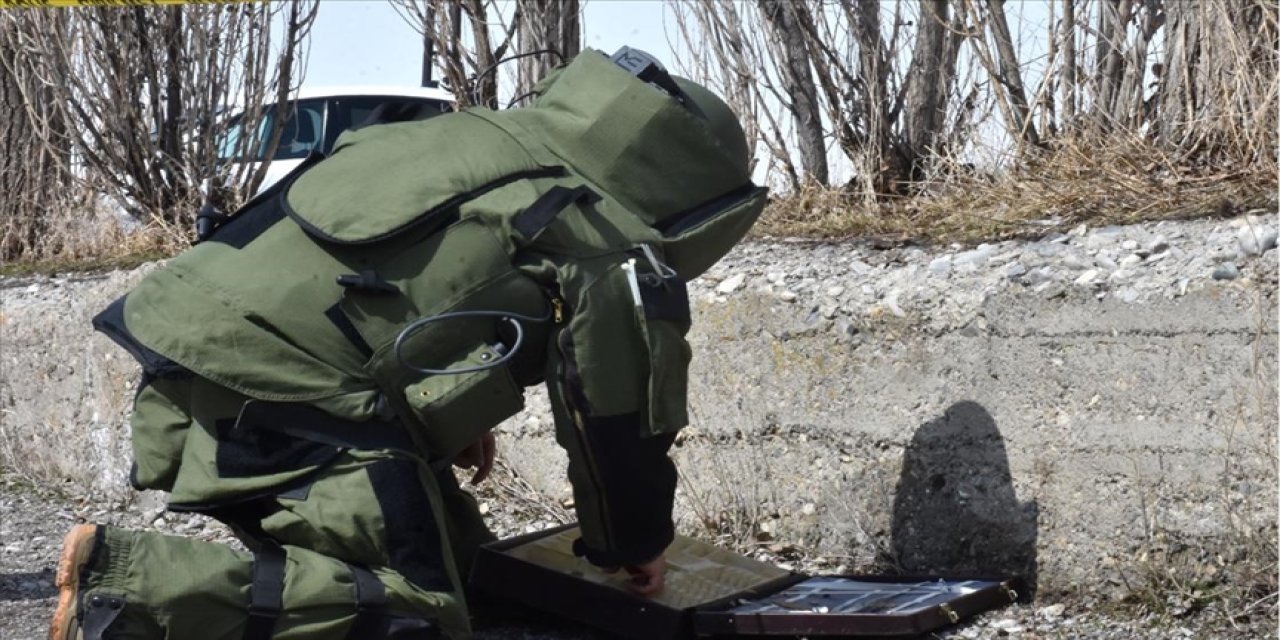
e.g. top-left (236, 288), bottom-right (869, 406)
top-left (0, 11), bottom-right (76, 260)
top-left (392, 0), bottom-right (523, 108)
top-left (669, 0), bottom-right (762, 177)
top-left (516, 0), bottom-right (580, 101)
top-left (850, 0), bottom-right (893, 174)
top-left (757, 0), bottom-right (828, 187)
top-left (0, 3), bottom-right (316, 258)
top-left (1152, 0), bottom-right (1278, 159)
top-left (1058, 0), bottom-right (1078, 129)
top-left (1093, 0), bottom-right (1134, 129)
top-left (1, 3), bottom-right (316, 230)
top-left (902, 0), bottom-right (955, 172)
top-left (962, 0), bottom-right (1041, 148)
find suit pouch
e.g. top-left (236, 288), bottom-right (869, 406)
top-left (403, 342), bottom-right (526, 460)
top-left (634, 274), bottom-right (693, 436)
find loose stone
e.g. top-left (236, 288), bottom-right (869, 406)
top-left (1074, 270), bottom-right (1100, 286)
top-left (716, 273), bottom-right (746, 294)
top-left (1062, 253), bottom-right (1092, 270)
top-left (928, 256), bottom-right (954, 278)
top-left (1237, 225), bottom-right (1278, 256)
top-left (1021, 267), bottom-right (1054, 287)
top-left (1003, 262), bottom-right (1028, 279)
top-left (1212, 263), bottom-right (1240, 281)
top-left (1038, 603), bottom-right (1067, 619)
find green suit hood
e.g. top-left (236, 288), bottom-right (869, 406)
top-left (506, 50), bottom-right (751, 225)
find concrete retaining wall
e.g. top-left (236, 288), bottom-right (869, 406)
top-left (1, 257), bottom-right (1274, 602)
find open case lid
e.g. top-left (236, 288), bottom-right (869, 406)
top-left (693, 575), bottom-right (1020, 637)
top-left (469, 524), bottom-right (1020, 638)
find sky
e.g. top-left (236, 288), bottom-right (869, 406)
top-left (301, 1), bottom-right (677, 90)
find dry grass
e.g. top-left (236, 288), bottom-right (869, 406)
top-left (3, 134), bottom-right (1275, 274)
top-left (0, 198), bottom-right (185, 276)
top-left (1109, 289), bottom-right (1279, 630)
top-left (756, 134), bottom-right (1278, 244)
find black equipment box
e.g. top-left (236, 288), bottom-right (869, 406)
top-left (469, 524), bottom-right (1021, 638)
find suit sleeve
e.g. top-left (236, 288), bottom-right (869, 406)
top-left (544, 258), bottom-right (691, 567)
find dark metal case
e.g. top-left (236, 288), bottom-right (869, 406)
top-left (469, 524), bottom-right (1021, 638)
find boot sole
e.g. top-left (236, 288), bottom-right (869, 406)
top-left (50, 524), bottom-right (97, 640)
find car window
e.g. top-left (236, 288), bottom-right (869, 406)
top-left (269, 99), bottom-right (326, 160)
top-left (218, 98), bottom-right (327, 162)
top-left (325, 97), bottom-right (451, 151)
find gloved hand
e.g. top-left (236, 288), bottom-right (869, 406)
top-left (453, 431), bottom-right (496, 484)
top-left (604, 553), bottom-right (666, 597)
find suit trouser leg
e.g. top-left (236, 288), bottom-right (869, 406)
top-left (77, 449), bottom-right (473, 639)
top-left (432, 465), bottom-right (497, 582)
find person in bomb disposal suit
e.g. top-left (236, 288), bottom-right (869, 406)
top-left (50, 48), bottom-right (766, 640)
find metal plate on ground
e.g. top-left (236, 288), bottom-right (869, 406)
top-left (470, 524), bottom-right (1019, 638)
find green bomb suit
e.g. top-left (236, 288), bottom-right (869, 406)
top-left (65, 51), bottom-right (765, 640)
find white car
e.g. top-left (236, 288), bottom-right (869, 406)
top-left (218, 85), bottom-right (455, 194)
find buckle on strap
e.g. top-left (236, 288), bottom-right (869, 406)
top-left (82, 594), bottom-right (126, 640)
top-left (336, 269), bottom-right (400, 295)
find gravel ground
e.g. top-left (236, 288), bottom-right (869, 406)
top-left (2, 475), bottom-right (1270, 640)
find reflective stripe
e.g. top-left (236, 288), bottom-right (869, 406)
top-left (243, 545), bottom-right (287, 640)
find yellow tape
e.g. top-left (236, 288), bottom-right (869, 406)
top-left (1, 0), bottom-right (251, 7)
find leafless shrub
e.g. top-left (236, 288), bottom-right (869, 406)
top-left (673, 0), bottom-right (1277, 209)
top-left (393, 0), bottom-right (511, 109)
top-left (515, 0), bottom-right (580, 102)
top-left (0, 3), bottom-right (317, 263)
top-left (757, 131), bottom-right (1276, 242)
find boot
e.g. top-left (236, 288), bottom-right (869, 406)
top-left (50, 524), bottom-right (101, 640)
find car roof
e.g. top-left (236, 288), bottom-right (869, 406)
top-left (292, 84), bottom-right (455, 102)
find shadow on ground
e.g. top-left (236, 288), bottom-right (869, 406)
top-left (0, 570), bottom-right (57, 601)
